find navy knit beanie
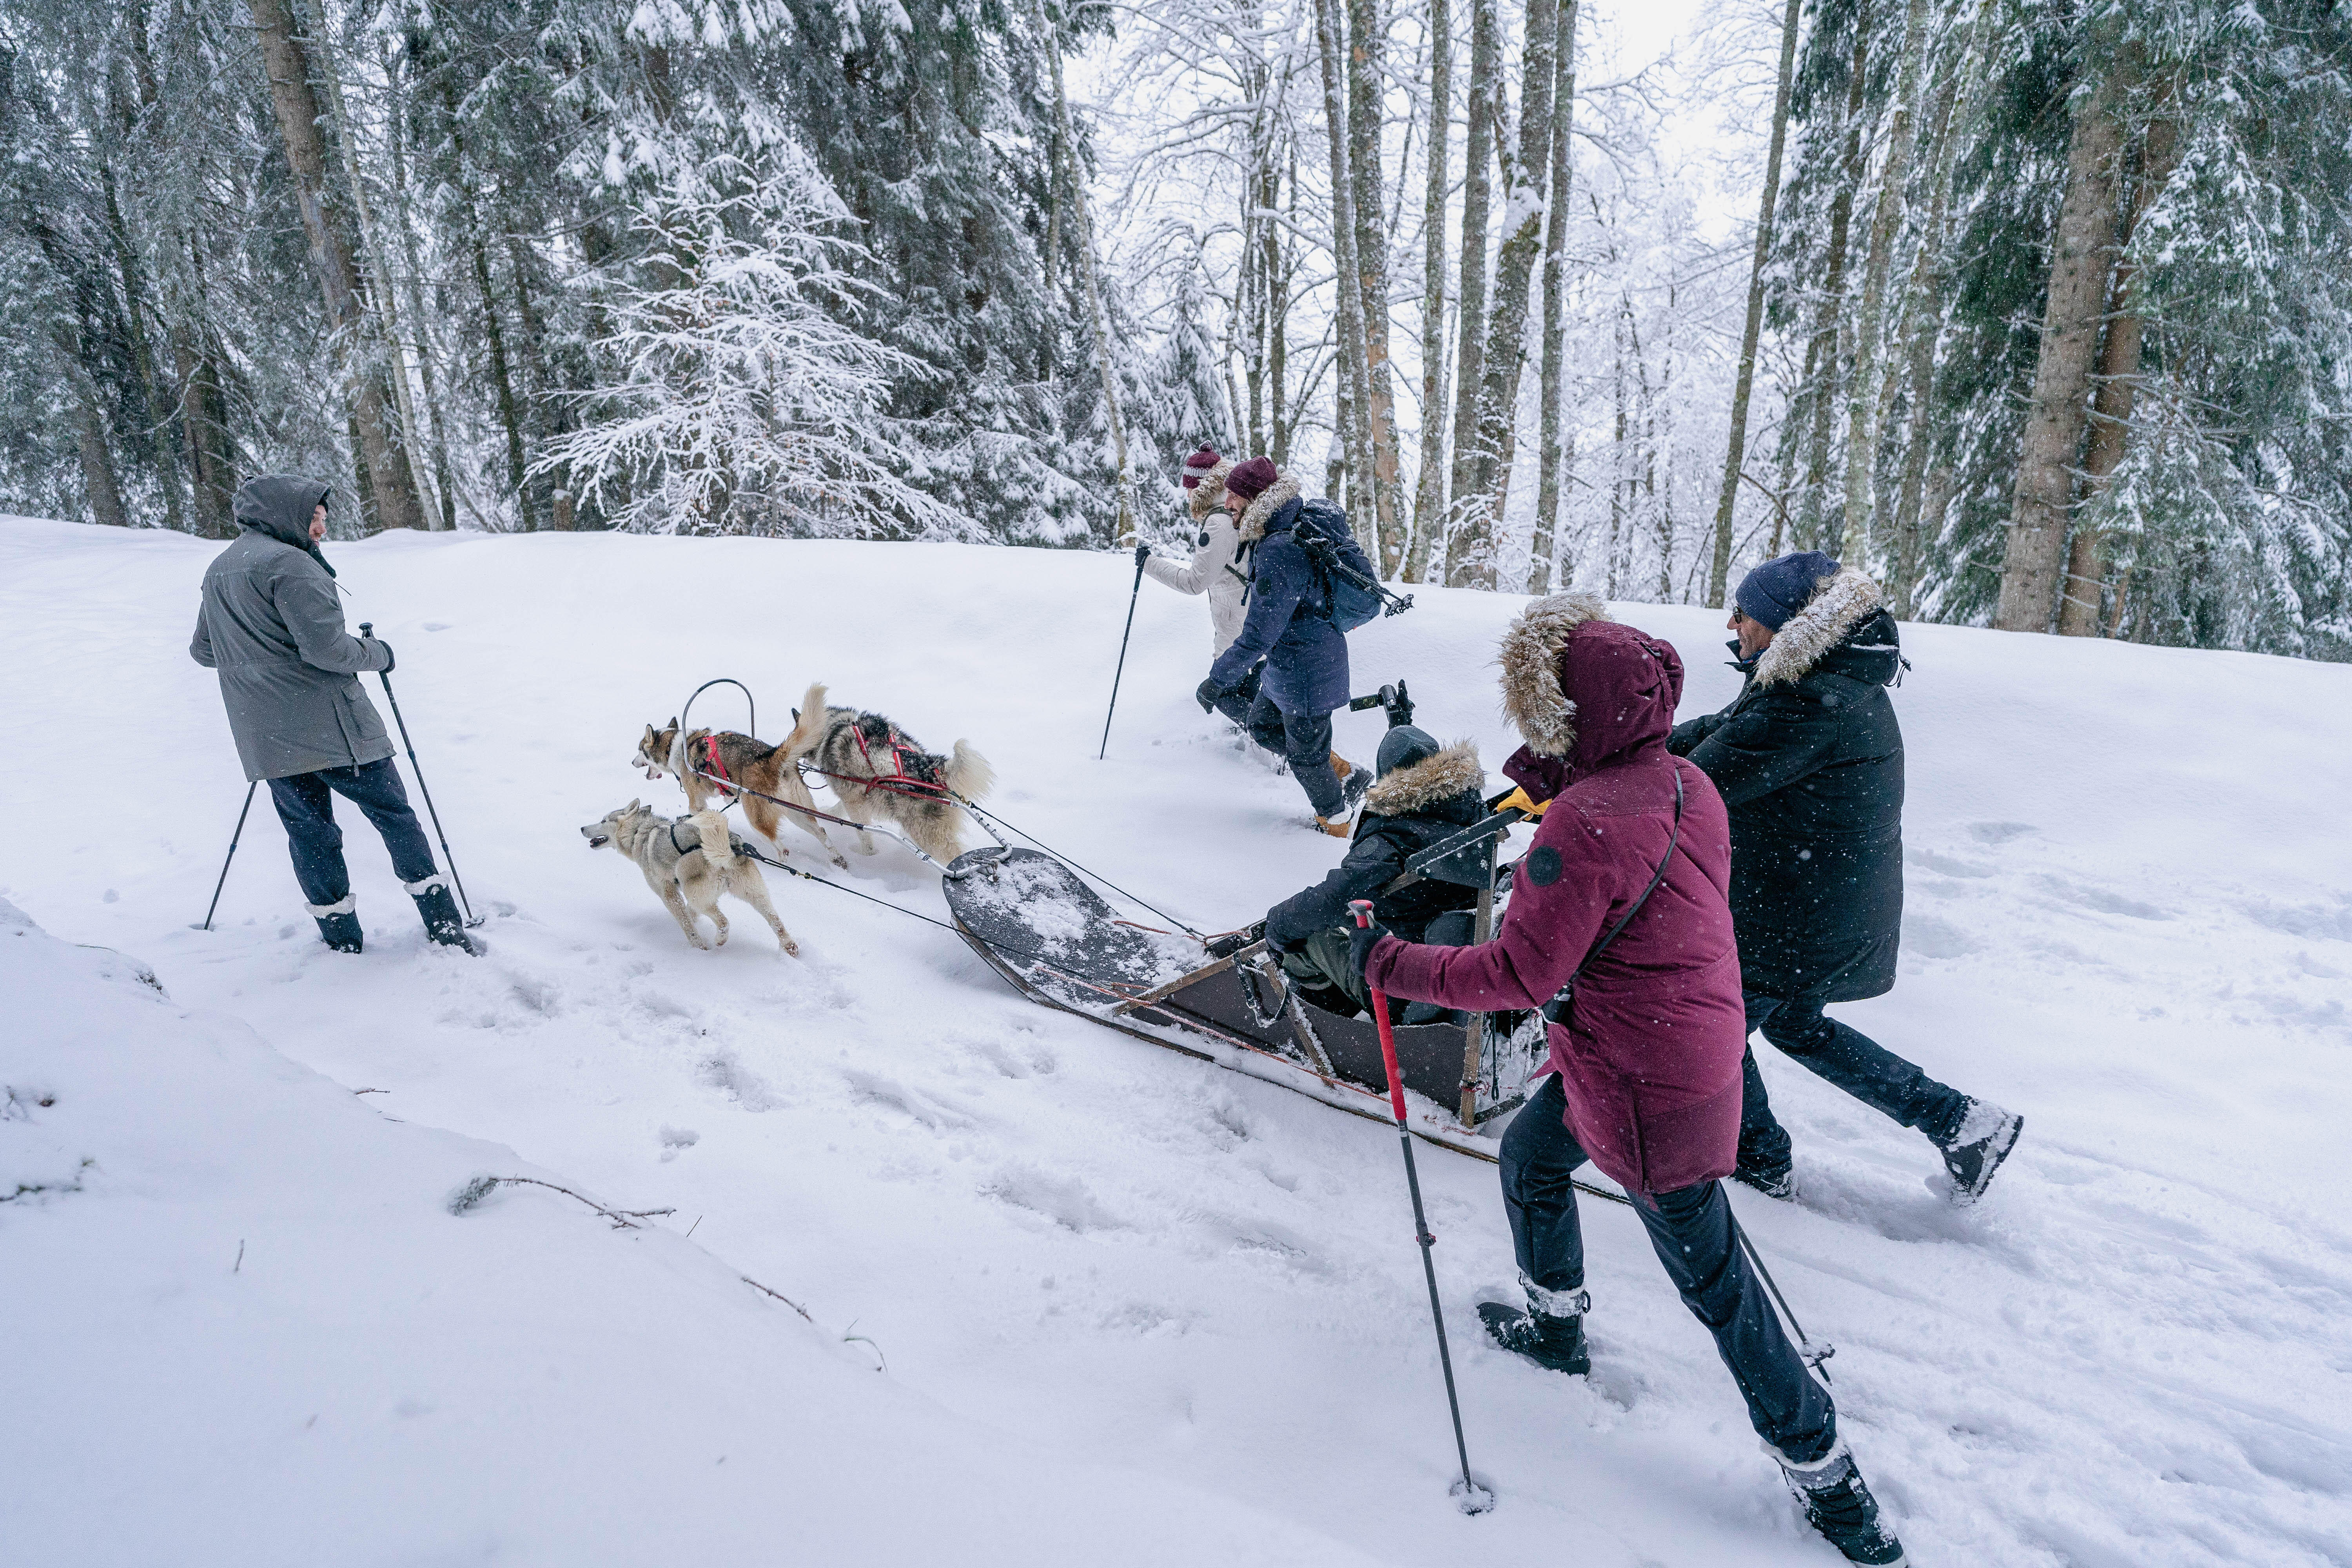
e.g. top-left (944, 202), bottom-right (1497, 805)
top-left (1735, 550), bottom-right (1840, 632)
top-left (1374, 724), bottom-right (1442, 778)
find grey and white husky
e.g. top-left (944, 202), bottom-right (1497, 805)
top-left (581, 802), bottom-right (798, 955)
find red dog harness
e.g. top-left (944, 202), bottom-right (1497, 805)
top-left (694, 733), bottom-right (736, 799)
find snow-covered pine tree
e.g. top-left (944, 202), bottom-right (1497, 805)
top-left (534, 141), bottom-right (964, 541)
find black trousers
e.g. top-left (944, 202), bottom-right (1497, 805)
top-left (1242, 688), bottom-right (1341, 817)
top-left (1739, 991), bottom-right (1970, 1169)
top-left (1500, 1073), bottom-right (1838, 1462)
top-left (267, 757), bottom-right (439, 910)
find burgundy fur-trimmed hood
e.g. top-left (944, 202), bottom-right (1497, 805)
top-left (1234, 473), bottom-right (1303, 542)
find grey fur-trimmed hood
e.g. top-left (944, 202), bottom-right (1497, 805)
top-left (1362, 740), bottom-right (1484, 815)
top-left (1754, 567), bottom-right (1883, 687)
top-left (1234, 474), bottom-right (1303, 541)
top-left (1497, 591), bottom-right (1613, 757)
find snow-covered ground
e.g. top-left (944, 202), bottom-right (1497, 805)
top-left (3, 515), bottom-right (2349, 1566)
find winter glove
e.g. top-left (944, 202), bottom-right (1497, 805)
top-left (1349, 915), bottom-right (1391, 982)
top-left (1265, 922), bottom-right (1306, 957)
top-left (365, 634), bottom-right (395, 673)
top-left (1196, 675), bottom-right (1230, 713)
top-left (1493, 785), bottom-right (1548, 819)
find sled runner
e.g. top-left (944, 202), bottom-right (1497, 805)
top-left (945, 810), bottom-right (1548, 1143)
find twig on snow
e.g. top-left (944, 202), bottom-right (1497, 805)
top-left (447, 1174), bottom-right (675, 1230)
top-left (739, 1274), bottom-right (814, 1321)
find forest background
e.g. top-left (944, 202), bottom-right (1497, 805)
top-left (3, 0), bottom-right (2345, 655)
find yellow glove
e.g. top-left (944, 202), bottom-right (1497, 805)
top-left (1494, 786), bottom-right (1550, 819)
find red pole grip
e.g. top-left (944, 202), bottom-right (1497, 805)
top-left (1351, 900), bottom-right (1410, 1124)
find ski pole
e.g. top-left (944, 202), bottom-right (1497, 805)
top-left (195, 781), bottom-right (258, 931)
top-left (1350, 899), bottom-right (1494, 1515)
top-left (1097, 546), bottom-right (1148, 760)
top-left (360, 623), bottom-right (480, 927)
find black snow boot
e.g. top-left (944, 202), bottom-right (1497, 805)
top-left (1478, 1295), bottom-right (1590, 1376)
top-left (1938, 1098), bottom-right (2023, 1204)
top-left (307, 895), bottom-right (363, 953)
top-left (1732, 1152), bottom-right (1798, 1202)
top-left (408, 878), bottom-right (477, 954)
top-left (1777, 1445), bottom-right (1907, 1565)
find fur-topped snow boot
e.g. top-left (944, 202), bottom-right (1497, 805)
top-left (1775, 1444), bottom-right (1907, 1565)
top-left (1938, 1098), bottom-right (2022, 1203)
top-left (307, 895), bottom-right (363, 954)
top-left (408, 877), bottom-right (477, 955)
top-left (1332, 753), bottom-right (1371, 810)
top-left (1478, 1291), bottom-right (1590, 1376)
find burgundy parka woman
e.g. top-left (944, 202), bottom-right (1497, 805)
top-left (1361, 595), bottom-right (1748, 1196)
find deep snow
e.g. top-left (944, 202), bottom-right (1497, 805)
top-left (3, 515), bottom-right (2349, 1566)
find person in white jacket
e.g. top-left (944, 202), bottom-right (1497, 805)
top-left (1142, 446), bottom-right (1256, 725)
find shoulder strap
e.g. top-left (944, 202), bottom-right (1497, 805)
top-left (1540, 765), bottom-right (1685, 1025)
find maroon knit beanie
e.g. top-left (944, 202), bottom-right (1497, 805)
top-left (1181, 446), bottom-right (1221, 489)
top-left (1226, 456), bottom-right (1278, 502)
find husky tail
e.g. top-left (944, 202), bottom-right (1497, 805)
top-left (945, 740), bottom-right (995, 802)
top-left (688, 809), bottom-right (741, 863)
top-left (777, 682), bottom-right (831, 763)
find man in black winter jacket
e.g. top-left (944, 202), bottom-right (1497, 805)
top-left (1263, 726), bottom-right (1485, 1016)
top-left (1669, 552), bottom-right (2022, 1204)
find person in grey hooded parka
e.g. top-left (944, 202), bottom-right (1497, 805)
top-left (191, 476), bottom-right (469, 953)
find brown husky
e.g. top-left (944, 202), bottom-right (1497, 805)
top-left (636, 682), bottom-right (993, 868)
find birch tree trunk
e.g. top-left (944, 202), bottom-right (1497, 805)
top-left (1530, 0), bottom-right (1579, 595)
top-left (387, 50), bottom-right (462, 531)
top-left (1449, 0), bottom-right (1559, 589)
top-left (1033, 0), bottom-right (1137, 546)
top-left (1314, 0), bottom-right (1378, 548)
top-left (1797, 7), bottom-right (1871, 552)
top-left (302, 0), bottom-right (439, 532)
top-left (1836, 0), bottom-right (1932, 560)
top-left (250, 0), bottom-right (424, 532)
top-left (54, 328), bottom-right (129, 528)
top-left (2056, 96), bottom-right (2181, 635)
top-left (1347, 0), bottom-right (1404, 571)
top-left (1887, 0), bottom-right (1994, 618)
top-left (1406, 0), bottom-right (1450, 582)
top-left (1994, 27), bottom-right (2138, 632)
top-left (1443, 0), bottom-right (1500, 582)
top-left (1706, 0), bottom-right (1802, 605)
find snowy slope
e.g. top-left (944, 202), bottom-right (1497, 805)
top-left (2, 515), bottom-right (2348, 1566)
top-left (0, 898), bottom-right (1386, 1568)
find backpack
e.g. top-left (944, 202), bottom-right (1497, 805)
top-left (1290, 499), bottom-right (1385, 633)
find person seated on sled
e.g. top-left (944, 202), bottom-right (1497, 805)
top-left (1261, 725), bottom-right (1485, 1020)
top-left (1194, 456), bottom-right (1370, 836)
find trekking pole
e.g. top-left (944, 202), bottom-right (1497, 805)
top-left (194, 782), bottom-right (258, 931)
top-left (1350, 899), bottom-right (1494, 1515)
top-left (360, 623), bottom-right (481, 927)
top-left (1097, 547), bottom-right (1148, 760)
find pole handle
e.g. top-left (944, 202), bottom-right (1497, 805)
top-left (1350, 900), bottom-right (1410, 1124)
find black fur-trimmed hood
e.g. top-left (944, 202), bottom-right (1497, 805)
top-left (1754, 567), bottom-right (1884, 688)
top-left (1234, 474), bottom-right (1303, 542)
top-left (1362, 740), bottom-right (1484, 815)
top-left (1497, 591), bottom-right (1613, 757)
